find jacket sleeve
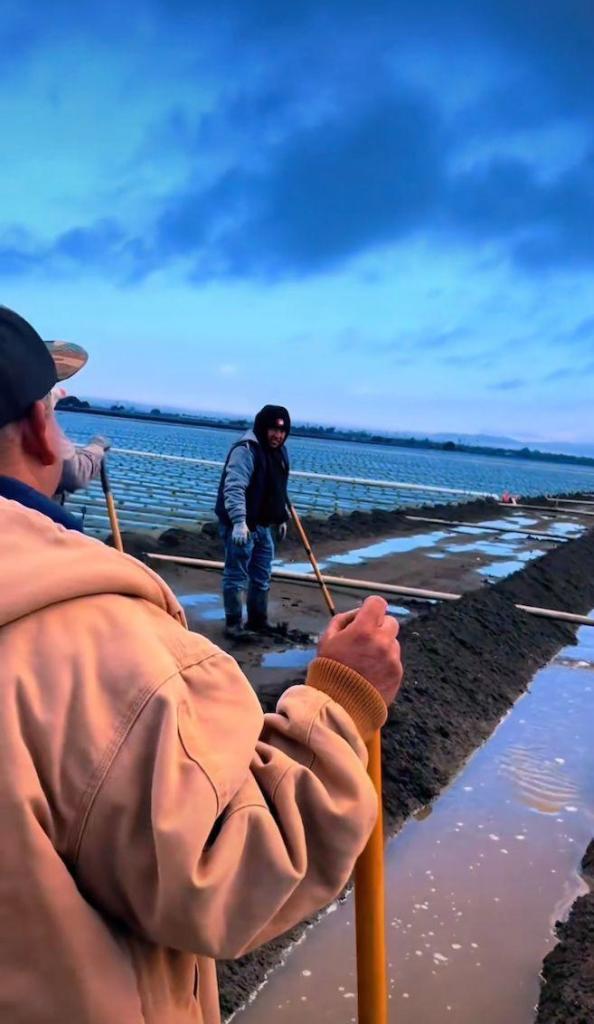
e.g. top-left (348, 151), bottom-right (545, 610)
top-left (58, 440), bottom-right (106, 494)
top-left (74, 652), bottom-right (385, 959)
top-left (223, 444), bottom-right (255, 525)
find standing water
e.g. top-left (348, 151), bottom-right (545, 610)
top-left (234, 623), bottom-right (594, 1023)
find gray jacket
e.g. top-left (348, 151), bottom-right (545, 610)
top-left (222, 430), bottom-right (259, 525)
top-left (57, 438), bottom-right (108, 495)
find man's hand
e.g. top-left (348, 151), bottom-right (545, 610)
top-left (278, 522), bottom-right (288, 542)
top-left (317, 596), bottom-right (402, 706)
top-left (232, 522), bottom-right (250, 546)
top-left (90, 435), bottom-right (111, 452)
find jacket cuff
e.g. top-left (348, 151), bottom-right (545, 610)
top-left (306, 657), bottom-right (387, 740)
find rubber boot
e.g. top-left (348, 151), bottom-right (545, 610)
top-left (246, 588), bottom-right (283, 636)
top-left (223, 590), bottom-right (255, 641)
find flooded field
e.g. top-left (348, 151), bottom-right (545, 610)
top-left (233, 624), bottom-right (594, 1024)
top-left (58, 410), bottom-right (594, 533)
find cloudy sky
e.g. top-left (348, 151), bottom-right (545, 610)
top-left (1, 1), bottom-right (593, 441)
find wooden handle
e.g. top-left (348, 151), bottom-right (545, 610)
top-left (288, 501), bottom-right (336, 616)
top-left (100, 461), bottom-right (124, 553)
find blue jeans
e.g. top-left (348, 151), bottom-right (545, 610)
top-left (221, 526), bottom-right (275, 624)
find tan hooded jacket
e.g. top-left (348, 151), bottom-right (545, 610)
top-left (0, 496), bottom-right (386, 1024)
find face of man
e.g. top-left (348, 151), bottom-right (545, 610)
top-left (267, 427), bottom-right (287, 449)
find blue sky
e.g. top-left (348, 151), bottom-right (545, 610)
top-left (1, 0), bottom-right (594, 442)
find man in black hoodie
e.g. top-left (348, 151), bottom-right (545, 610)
top-left (215, 405), bottom-right (291, 639)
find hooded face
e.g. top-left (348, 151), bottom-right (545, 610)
top-left (253, 405), bottom-right (291, 448)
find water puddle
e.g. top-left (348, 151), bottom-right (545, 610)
top-left (478, 549), bottom-right (545, 580)
top-left (235, 622), bottom-right (594, 1024)
top-left (329, 531), bottom-right (450, 566)
top-left (387, 603), bottom-right (413, 617)
top-left (262, 648), bottom-right (317, 670)
top-left (178, 592), bottom-right (226, 621)
top-left (276, 531), bottom-right (451, 575)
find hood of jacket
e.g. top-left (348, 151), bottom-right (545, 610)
top-left (0, 495), bottom-right (184, 629)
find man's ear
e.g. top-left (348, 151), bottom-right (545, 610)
top-left (21, 401), bottom-right (59, 467)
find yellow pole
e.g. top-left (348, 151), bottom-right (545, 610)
top-left (287, 500), bottom-right (387, 1023)
top-left (100, 460), bottom-right (124, 553)
top-left (355, 730), bottom-right (387, 1024)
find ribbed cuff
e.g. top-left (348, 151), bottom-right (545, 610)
top-left (306, 657), bottom-right (387, 740)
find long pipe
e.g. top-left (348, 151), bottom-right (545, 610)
top-left (110, 446), bottom-right (496, 499)
top-left (546, 496), bottom-right (594, 506)
top-left (147, 554), bottom-right (594, 628)
top-left (404, 515), bottom-right (569, 543)
top-left (498, 502), bottom-right (594, 519)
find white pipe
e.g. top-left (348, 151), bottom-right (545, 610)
top-left (109, 446), bottom-right (498, 499)
top-left (404, 515), bottom-right (569, 543)
top-left (146, 554), bottom-right (594, 627)
top-left (500, 502), bottom-right (594, 519)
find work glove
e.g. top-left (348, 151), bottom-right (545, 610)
top-left (90, 435), bottom-right (112, 452)
top-left (232, 522), bottom-right (250, 545)
top-left (278, 522), bottom-right (288, 542)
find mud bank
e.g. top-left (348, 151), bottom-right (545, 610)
top-left (536, 840), bottom-right (594, 1024)
top-left (120, 496), bottom-right (502, 564)
top-left (212, 528), bottom-right (594, 1019)
top-left (119, 489), bottom-right (593, 566)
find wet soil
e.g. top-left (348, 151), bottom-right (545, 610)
top-left (121, 496), bottom-right (594, 1019)
top-left (536, 840), bottom-right (594, 1024)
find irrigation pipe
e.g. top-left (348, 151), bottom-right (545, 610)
top-left (110, 447), bottom-right (496, 499)
top-left (285, 506), bottom-right (388, 1024)
top-left (146, 554), bottom-right (594, 628)
top-left (404, 515), bottom-right (569, 543)
top-left (499, 502), bottom-right (594, 519)
top-left (546, 497), bottom-right (594, 507)
top-left (100, 460), bottom-right (124, 553)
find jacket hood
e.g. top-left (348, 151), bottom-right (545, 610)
top-left (253, 406), bottom-right (291, 447)
top-left (0, 496), bottom-right (185, 629)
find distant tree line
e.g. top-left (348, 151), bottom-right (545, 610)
top-left (53, 397), bottom-right (594, 469)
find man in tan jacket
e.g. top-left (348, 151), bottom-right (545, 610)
top-left (0, 306), bottom-right (403, 1024)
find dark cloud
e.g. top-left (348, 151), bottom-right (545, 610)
top-left (2, 0), bottom-right (594, 284)
top-left (148, 86), bottom-right (445, 278)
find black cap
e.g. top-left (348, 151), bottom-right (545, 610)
top-left (0, 306), bottom-right (88, 429)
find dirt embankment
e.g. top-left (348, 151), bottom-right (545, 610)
top-left (536, 840), bottom-right (594, 1024)
top-left (120, 496), bottom-right (502, 563)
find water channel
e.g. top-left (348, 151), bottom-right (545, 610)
top-left (234, 622), bottom-right (594, 1023)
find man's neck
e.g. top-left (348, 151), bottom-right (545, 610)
top-left (0, 462), bottom-right (53, 497)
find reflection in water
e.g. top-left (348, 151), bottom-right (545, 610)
top-left (235, 621), bottom-right (594, 1024)
top-left (178, 592), bottom-right (226, 621)
top-left (329, 531), bottom-right (449, 565)
top-left (262, 648), bottom-right (316, 670)
top-left (478, 552), bottom-right (545, 580)
top-left (499, 746), bottom-right (580, 814)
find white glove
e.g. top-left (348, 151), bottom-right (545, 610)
top-left (278, 522), bottom-right (288, 542)
top-left (232, 522), bottom-right (250, 545)
top-left (90, 435), bottom-right (111, 451)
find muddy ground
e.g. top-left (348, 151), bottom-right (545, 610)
top-left (121, 496), bottom-right (594, 1020)
top-left (536, 840), bottom-right (594, 1024)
